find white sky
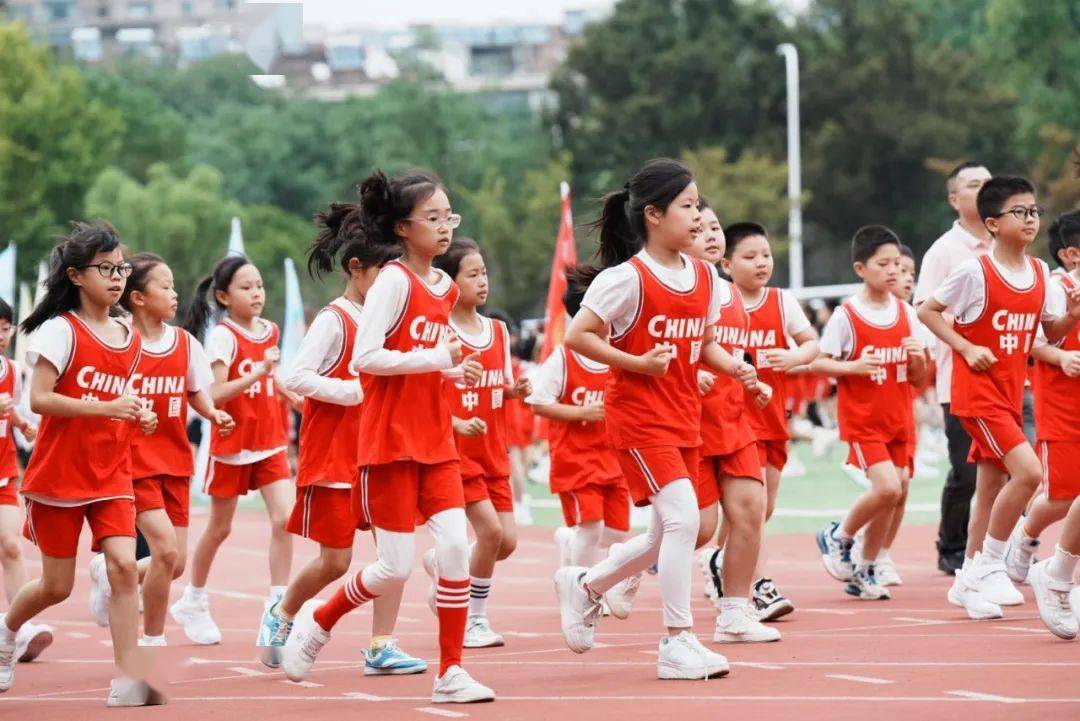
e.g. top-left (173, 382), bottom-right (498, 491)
top-left (276, 0), bottom-right (617, 29)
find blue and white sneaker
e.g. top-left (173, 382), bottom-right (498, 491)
top-left (363, 639), bottom-right (428, 676)
top-left (844, 565), bottom-right (891, 600)
top-left (257, 601), bottom-right (293, 669)
top-left (816, 521), bottom-right (854, 582)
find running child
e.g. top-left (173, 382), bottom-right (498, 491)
top-left (171, 255), bottom-right (295, 644)
top-left (553, 159), bottom-right (761, 680)
top-left (0, 221), bottom-right (162, 706)
top-left (258, 203), bottom-right (426, 675)
top-left (280, 170), bottom-right (494, 704)
top-left (814, 226), bottom-right (929, 600)
top-left (918, 176), bottom-right (1080, 619)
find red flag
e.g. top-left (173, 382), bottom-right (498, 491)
top-left (541, 182), bottom-right (577, 360)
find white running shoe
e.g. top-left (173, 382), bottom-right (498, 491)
top-left (844, 565), bottom-right (892, 600)
top-left (875, 553), bottom-right (903, 587)
top-left (697, 547), bottom-right (723, 601)
top-left (88, 553), bottom-right (111, 628)
top-left (783, 452), bottom-right (807, 479)
top-left (15, 622), bottom-right (54, 662)
top-left (947, 572), bottom-right (1003, 620)
top-left (422, 548), bottom-right (438, 617)
top-left (816, 522), bottom-right (855, 582)
top-left (554, 526), bottom-right (573, 568)
top-left (0, 630), bottom-right (14, 692)
top-left (463, 617), bottom-right (505, 648)
top-left (514, 499), bottom-right (535, 527)
top-left (1027, 560), bottom-right (1078, 640)
top-left (969, 556), bottom-right (1024, 606)
top-left (169, 590), bottom-right (221, 645)
top-left (751, 578), bottom-right (795, 621)
top-left (281, 602), bottom-right (331, 682)
top-left (106, 677), bottom-right (166, 707)
top-left (553, 566), bottom-right (601, 653)
top-left (657, 631), bottom-right (729, 679)
top-left (713, 603), bottom-right (781, 643)
top-left (137, 635), bottom-right (167, 648)
top-left (603, 571), bottom-right (641, 620)
top-left (432, 664), bottom-right (495, 703)
top-left (1004, 522), bottom-right (1040, 584)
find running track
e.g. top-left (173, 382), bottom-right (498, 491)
top-left (1, 511), bottom-right (1074, 721)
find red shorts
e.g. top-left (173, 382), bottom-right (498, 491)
top-left (616, 446), bottom-right (699, 506)
top-left (697, 443), bottom-right (765, 509)
top-left (1039, 441), bottom-right (1080, 500)
top-left (462, 474), bottom-right (514, 513)
top-left (846, 439), bottom-right (909, 473)
top-left (133, 474), bottom-right (190, 527)
top-left (958, 414), bottom-right (1027, 472)
top-left (353, 459), bottom-right (465, 533)
top-left (288, 485), bottom-right (366, 549)
top-left (23, 497), bottom-right (135, 558)
top-left (203, 452), bottom-right (291, 499)
top-left (558, 482), bottom-right (631, 532)
top-left (0, 479), bottom-right (17, 506)
top-left (756, 439), bottom-right (788, 472)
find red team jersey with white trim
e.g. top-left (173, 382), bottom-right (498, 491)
top-left (22, 312), bottom-right (142, 500)
top-left (1034, 273), bottom-right (1080, 441)
top-left (743, 288), bottom-right (791, 441)
top-left (0, 356), bottom-right (18, 479)
top-left (445, 317), bottom-right (511, 479)
top-left (701, 280), bottom-right (755, 456)
top-left (210, 319), bottom-right (288, 456)
top-left (606, 256), bottom-right (712, 450)
top-left (835, 300), bottom-right (913, 443)
top-left (357, 261), bottom-right (460, 466)
top-left (297, 304), bottom-right (363, 486)
top-left (951, 255), bottom-right (1046, 419)
top-left (546, 347), bottom-right (623, 494)
top-left (130, 328), bottom-right (195, 479)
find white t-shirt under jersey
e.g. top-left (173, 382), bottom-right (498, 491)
top-left (741, 286), bottom-right (814, 340)
top-left (932, 255), bottom-right (1065, 325)
top-left (819, 292), bottom-right (933, 361)
top-left (283, 297), bottom-right (364, 407)
top-left (526, 346), bottom-right (609, 407)
top-left (448, 314), bottom-right (515, 384)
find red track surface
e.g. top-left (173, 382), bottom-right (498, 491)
top-left (1, 511), bottom-right (1074, 720)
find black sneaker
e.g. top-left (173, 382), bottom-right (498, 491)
top-left (752, 577), bottom-right (794, 621)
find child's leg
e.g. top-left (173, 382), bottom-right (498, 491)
top-left (696, 503), bottom-right (718, 550)
top-left (173, 526), bottom-right (189, 580)
top-left (465, 500), bottom-right (502, 620)
top-left (99, 535), bottom-right (140, 673)
top-left (0, 506), bottom-right (26, 606)
top-left (259, 480), bottom-right (295, 588)
top-left (1048, 497), bottom-right (1080, 580)
top-left (2, 554), bottom-right (75, 632)
top-left (718, 477), bottom-right (765, 599)
top-left (600, 525), bottom-right (629, 550)
top-left (279, 545), bottom-right (352, 619)
top-left (753, 465), bottom-right (781, 579)
top-left (882, 474), bottom-right (910, 551)
top-left (495, 512), bottom-right (517, 562)
top-left (313, 529), bottom-right (414, 631)
top-left (371, 584), bottom-right (404, 638)
top-left (983, 443), bottom-right (1042, 555)
top-left (189, 497), bottom-right (238, 588)
top-left (965, 462), bottom-right (1009, 560)
top-left (571, 521), bottom-right (605, 566)
top-left (1024, 495), bottom-right (1074, 539)
top-left (508, 447), bottom-right (526, 503)
top-left (839, 462), bottom-right (904, 561)
top-left (426, 508), bottom-right (472, 674)
top-left (135, 509), bottom-right (179, 638)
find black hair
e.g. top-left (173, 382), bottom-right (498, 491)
top-left (563, 285), bottom-right (585, 318)
top-left (358, 168), bottom-right (446, 248)
top-left (1048, 211), bottom-right (1080, 269)
top-left (181, 254), bottom-right (253, 336)
top-left (946, 161), bottom-right (987, 193)
top-left (976, 175), bottom-right (1036, 222)
top-left (432, 236), bottom-right (481, 280)
top-left (0, 297), bottom-right (12, 324)
top-left (851, 225), bottom-right (901, 264)
top-left (569, 158), bottom-right (694, 289)
top-left (486, 309), bottom-right (516, 335)
top-left (722, 221), bottom-right (769, 259)
top-left (898, 244), bottom-right (914, 260)
top-left (308, 200), bottom-right (400, 279)
top-left (119, 252), bottom-right (167, 312)
top-left (697, 195), bottom-right (712, 212)
top-left (23, 220), bottom-right (123, 334)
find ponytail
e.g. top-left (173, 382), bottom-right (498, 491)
top-left (23, 220), bottom-right (122, 334)
top-left (181, 254), bottom-right (251, 336)
top-left (308, 200), bottom-right (399, 279)
top-left (358, 168), bottom-right (445, 247)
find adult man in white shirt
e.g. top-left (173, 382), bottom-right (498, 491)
top-left (913, 162), bottom-right (992, 576)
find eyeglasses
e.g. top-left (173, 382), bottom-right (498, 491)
top-left (993, 206), bottom-right (1044, 221)
top-left (405, 213), bottom-right (462, 230)
top-left (79, 262), bottom-right (134, 279)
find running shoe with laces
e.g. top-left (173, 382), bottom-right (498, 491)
top-left (752, 578), bottom-right (794, 621)
top-left (363, 639), bottom-right (428, 675)
top-left (463, 616), bottom-right (505, 648)
top-left (554, 566), bottom-right (601, 653)
top-left (281, 602), bottom-right (331, 682)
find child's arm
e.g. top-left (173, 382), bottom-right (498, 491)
top-left (531, 400), bottom-right (604, 424)
top-left (904, 342), bottom-right (931, 387)
top-left (809, 351), bottom-right (885, 378)
top-left (28, 358), bottom-right (143, 420)
top-left (766, 328), bottom-right (820, 373)
top-left (210, 353), bottom-right (274, 406)
top-left (1032, 343), bottom-right (1080, 377)
top-left (452, 415), bottom-right (487, 436)
top-left (565, 307), bottom-right (672, 376)
top-left (188, 389), bottom-right (235, 435)
top-left (1041, 280), bottom-right (1080, 345)
top-left (284, 311), bottom-right (363, 406)
top-left (917, 298), bottom-right (996, 371)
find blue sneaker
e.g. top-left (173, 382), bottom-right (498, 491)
top-left (257, 601), bottom-right (293, 669)
top-left (816, 521), bottom-right (854, 582)
top-left (363, 639), bottom-right (428, 676)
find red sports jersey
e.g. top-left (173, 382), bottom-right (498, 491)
top-left (130, 328), bottom-right (195, 479)
top-left (743, 288), bottom-right (792, 441)
top-left (22, 312), bottom-right (142, 501)
top-left (0, 356), bottom-right (19, 479)
top-left (356, 261), bottom-right (460, 466)
top-left (1034, 273), bottom-right (1080, 441)
top-left (701, 280), bottom-right (755, 456)
top-left (210, 318), bottom-right (288, 456)
top-left (445, 316), bottom-right (511, 479)
top-left (951, 255), bottom-right (1046, 419)
top-left (606, 256), bottom-right (712, 450)
top-left (297, 304), bottom-right (364, 486)
top-left (835, 299), bottom-right (913, 442)
top-left (546, 347), bottom-right (623, 494)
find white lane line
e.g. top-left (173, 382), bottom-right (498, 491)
top-left (227, 666), bottom-right (268, 677)
top-left (826, 674), bottom-right (894, 685)
top-left (5, 694), bottom-right (1077, 703)
top-left (892, 617), bottom-right (952, 626)
top-left (65, 632), bottom-right (90, 639)
top-left (997, 626), bottom-right (1047, 634)
top-left (343, 692), bottom-right (389, 702)
top-left (947, 690), bottom-right (1023, 704)
top-left (739, 662), bottom-right (785, 670)
top-left (284, 680), bottom-right (323, 688)
top-left (414, 707), bottom-right (468, 718)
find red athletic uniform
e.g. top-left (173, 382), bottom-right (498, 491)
top-left (0, 356), bottom-right (20, 506)
top-left (1034, 273), bottom-right (1080, 499)
top-left (744, 288), bottom-right (792, 471)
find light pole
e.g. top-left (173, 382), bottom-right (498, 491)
top-left (776, 43), bottom-right (803, 289)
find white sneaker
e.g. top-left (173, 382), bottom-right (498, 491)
top-left (1004, 522), bottom-right (1040, 584)
top-left (603, 567), bottom-right (641, 620)
top-left (138, 634), bottom-right (167, 648)
top-left (875, 553), bottom-right (903, 587)
top-left (106, 677), bottom-right (166, 707)
top-left (713, 603), bottom-right (781, 643)
top-left (463, 617), bottom-right (505, 648)
top-left (969, 556), bottom-right (1024, 606)
top-left (0, 631), bottom-right (14, 692)
top-left (88, 553), bottom-right (111, 628)
top-left (554, 527), bottom-right (573, 568)
top-left (422, 548), bottom-right (438, 617)
top-left (783, 452), bottom-right (807, 478)
top-left (514, 500), bottom-right (535, 527)
top-left (169, 589), bottom-right (221, 645)
top-left (281, 602), bottom-right (331, 682)
top-left (657, 631), bottom-right (729, 679)
top-left (751, 578), bottom-right (795, 621)
top-left (844, 565), bottom-right (892, 600)
top-left (947, 572), bottom-right (1003, 620)
top-left (697, 547), bottom-right (723, 601)
top-left (15, 622), bottom-right (54, 662)
top-left (553, 566), bottom-right (601, 653)
top-left (432, 664), bottom-right (495, 703)
top-left (1028, 560), bottom-right (1078, 640)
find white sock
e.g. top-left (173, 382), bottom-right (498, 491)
top-left (961, 556), bottom-right (974, 574)
top-left (269, 585), bottom-right (286, 602)
top-left (982, 536), bottom-right (1007, 561)
top-left (140, 634), bottom-right (165, 644)
top-left (1048, 545), bottom-right (1080, 584)
top-left (877, 548), bottom-right (891, 561)
top-left (719, 596), bottom-right (746, 613)
top-left (468, 576), bottom-right (491, 618)
top-left (187, 585), bottom-right (206, 600)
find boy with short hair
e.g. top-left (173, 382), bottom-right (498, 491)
top-left (918, 176), bottom-right (1080, 620)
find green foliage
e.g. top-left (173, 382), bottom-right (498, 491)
top-left (681, 146), bottom-right (791, 233)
